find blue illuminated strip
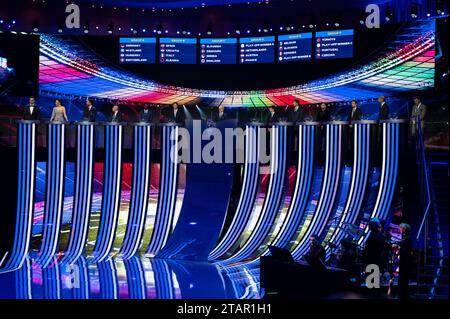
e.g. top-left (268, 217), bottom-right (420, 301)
top-left (208, 125), bottom-right (260, 261)
top-left (327, 124), bottom-right (370, 254)
top-left (98, 259), bottom-right (118, 299)
top-left (42, 258), bottom-right (61, 299)
top-left (291, 124), bottom-right (342, 259)
top-left (221, 125), bottom-right (287, 264)
top-left (150, 258), bottom-right (175, 299)
top-left (146, 125), bottom-right (179, 256)
top-left (37, 124), bottom-right (66, 268)
top-left (218, 260), bottom-right (261, 299)
top-left (359, 122), bottom-right (399, 245)
top-left (71, 256), bottom-right (89, 299)
top-left (124, 256), bottom-right (147, 299)
top-left (263, 124), bottom-right (316, 253)
top-left (14, 256), bottom-right (32, 299)
top-left (121, 125), bottom-right (152, 258)
top-left (63, 124), bottom-right (95, 265)
top-left (92, 125), bottom-right (123, 262)
top-left (1, 123), bottom-right (36, 272)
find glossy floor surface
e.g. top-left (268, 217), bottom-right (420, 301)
top-left (0, 256), bottom-right (261, 299)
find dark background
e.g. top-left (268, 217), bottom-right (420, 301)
top-left (0, 33), bottom-right (40, 96)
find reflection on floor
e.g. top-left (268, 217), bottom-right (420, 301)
top-left (0, 256), bottom-right (261, 299)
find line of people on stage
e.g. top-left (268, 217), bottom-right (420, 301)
top-left (20, 95), bottom-right (426, 128)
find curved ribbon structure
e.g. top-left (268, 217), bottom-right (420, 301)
top-left (121, 124), bottom-right (153, 259)
top-left (359, 120), bottom-right (400, 245)
top-left (63, 123), bottom-right (95, 265)
top-left (327, 122), bottom-right (371, 253)
top-left (208, 124), bottom-right (261, 261)
top-left (263, 123), bottom-right (317, 254)
top-left (221, 125), bottom-right (287, 264)
top-left (0, 122), bottom-right (36, 273)
top-left (37, 124), bottom-right (66, 268)
top-left (146, 125), bottom-right (179, 256)
top-left (92, 124), bottom-right (123, 262)
top-left (291, 123), bottom-right (343, 260)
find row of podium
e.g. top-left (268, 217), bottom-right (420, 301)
top-left (0, 119), bottom-right (408, 273)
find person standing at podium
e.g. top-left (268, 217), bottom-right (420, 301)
top-left (50, 99), bottom-right (69, 123)
top-left (378, 96), bottom-right (389, 121)
top-left (287, 100), bottom-right (304, 123)
top-left (22, 96), bottom-right (41, 121)
top-left (348, 100), bottom-right (362, 126)
top-left (110, 104), bottom-right (123, 123)
top-left (82, 98), bottom-right (97, 122)
top-left (139, 104), bottom-right (153, 123)
top-left (212, 105), bottom-right (227, 122)
top-left (165, 102), bottom-right (185, 125)
top-left (316, 103), bottom-right (331, 123)
top-left (266, 106), bottom-right (279, 125)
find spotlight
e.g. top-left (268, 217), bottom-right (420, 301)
top-left (385, 5), bottom-right (394, 22)
top-left (437, 0), bottom-right (444, 15)
top-left (262, 22), bottom-right (269, 33)
top-left (206, 22), bottom-right (213, 35)
top-left (235, 24), bottom-right (241, 34)
top-left (57, 20), bottom-right (64, 33)
top-left (83, 21), bottom-right (89, 34)
top-left (334, 22), bottom-right (340, 27)
top-left (32, 20), bottom-right (39, 32)
top-left (156, 23), bottom-right (163, 34)
top-left (107, 21), bottom-right (114, 34)
top-left (181, 23), bottom-right (188, 35)
top-left (411, 4), bottom-right (419, 18)
top-left (132, 24), bottom-right (138, 34)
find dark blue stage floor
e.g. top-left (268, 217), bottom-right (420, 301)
top-left (0, 257), bottom-right (261, 299)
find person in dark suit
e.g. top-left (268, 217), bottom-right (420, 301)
top-left (139, 104), bottom-right (153, 123)
top-left (82, 98), bottom-right (97, 122)
top-left (363, 218), bottom-right (386, 271)
top-left (165, 102), bottom-right (185, 125)
top-left (266, 106), bottom-right (279, 125)
top-left (397, 223), bottom-right (413, 299)
top-left (308, 234), bottom-right (326, 264)
top-left (378, 96), bottom-right (389, 121)
top-left (110, 104), bottom-right (123, 123)
top-left (348, 100), bottom-right (362, 126)
top-left (287, 100), bottom-right (304, 123)
top-left (316, 103), bottom-right (331, 123)
top-left (22, 96), bottom-right (41, 121)
top-left (212, 105), bottom-right (227, 122)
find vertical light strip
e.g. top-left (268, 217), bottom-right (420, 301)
top-left (98, 259), bottom-right (118, 299)
top-left (63, 124), bottom-right (95, 265)
top-left (14, 256), bottom-right (32, 299)
top-left (150, 258), bottom-right (175, 299)
top-left (121, 125), bottom-right (152, 258)
top-left (92, 124), bottom-right (123, 262)
top-left (37, 124), bottom-right (65, 268)
top-left (208, 124), bottom-right (260, 260)
top-left (124, 256), bottom-right (147, 299)
top-left (146, 125), bottom-right (179, 256)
